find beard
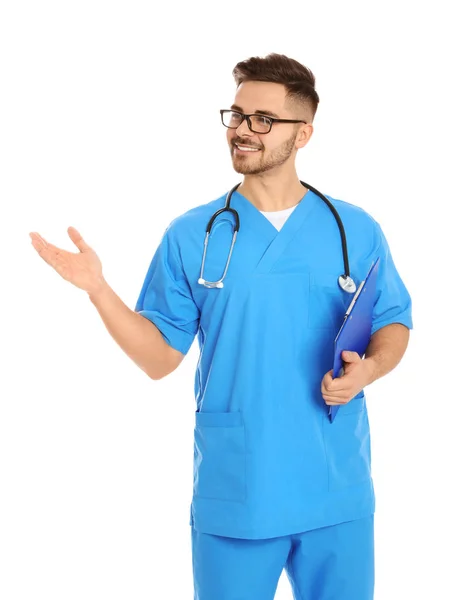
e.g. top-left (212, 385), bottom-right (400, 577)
top-left (230, 130), bottom-right (297, 175)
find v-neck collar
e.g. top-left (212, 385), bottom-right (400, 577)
top-left (227, 188), bottom-right (318, 275)
top-left (231, 188), bottom-right (316, 238)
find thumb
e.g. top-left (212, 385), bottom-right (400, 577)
top-left (67, 226), bottom-right (92, 253)
top-left (342, 350), bottom-right (361, 363)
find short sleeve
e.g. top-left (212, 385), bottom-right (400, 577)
top-left (134, 226), bottom-right (200, 355)
top-left (370, 222), bottom-right (413, 335)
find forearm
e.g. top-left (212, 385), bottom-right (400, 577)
top-left (88, 279), bottom-right (172, 380)
top-left (363, 322), bottom-right (410, 385)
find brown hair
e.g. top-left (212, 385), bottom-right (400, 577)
top-left (232, 53), bottom-right (319, 121)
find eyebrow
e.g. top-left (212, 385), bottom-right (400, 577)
top-left (230, 104), bottom-right (280, 119)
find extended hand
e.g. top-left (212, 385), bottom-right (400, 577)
top-left (321, 351), bottom-right (375, 406)
top-left (29, 226), bottom-right (106, 295)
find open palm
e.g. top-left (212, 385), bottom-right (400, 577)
top-left (29, 226), bottom-right (104, 294)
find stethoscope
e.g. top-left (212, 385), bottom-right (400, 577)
top-left (198, 181), bottom-right (357, 294)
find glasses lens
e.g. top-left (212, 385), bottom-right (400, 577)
top-left (249, 115), bottom-right (272, 133)
top-left (221, 110), bottom-right (243, 128)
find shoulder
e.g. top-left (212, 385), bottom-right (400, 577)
top-left (325, 194), bottom-right (377, 225)
top-left (324, 193), bottom-right (382, 239)
top-left (317, 193), bottom-right (389, 261)
top-left (166, 193), bottom-right (226, 234)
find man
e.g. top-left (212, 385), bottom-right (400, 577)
top-left (30, 53), bottom-right (412, 599)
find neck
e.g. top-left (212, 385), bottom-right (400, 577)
top-left (238, 171), bottom-right (308, 211)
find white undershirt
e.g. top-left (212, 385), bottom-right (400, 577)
top-left (260, 203), bottom-right (299, 232)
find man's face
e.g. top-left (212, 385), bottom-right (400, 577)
top-left (226, 81), bottom-right (309, 175)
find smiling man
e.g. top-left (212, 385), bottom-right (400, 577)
top-left (136, 55), bottom-right (411, 600)
top-left (31, 53), bottom-right (412, 600)
top-left (226, 86), bottom-right (307, 176)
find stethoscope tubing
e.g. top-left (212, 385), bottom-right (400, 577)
top-left (199, 181), bottom-right (354, 291)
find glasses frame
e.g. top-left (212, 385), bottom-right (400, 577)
top-left (220, 109), bottom-right (307, 134)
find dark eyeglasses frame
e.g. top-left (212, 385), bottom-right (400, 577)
top-left (220, 109), bottom-right (307, 134)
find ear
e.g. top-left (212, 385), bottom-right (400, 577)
top-left (295, 123), bottom-right (314, 149)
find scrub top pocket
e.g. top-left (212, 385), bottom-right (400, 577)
top-left (323, 393), bottom-right (372, 491)
top-left (308, 270), bottom-right (350, 329)
top-left (193, 411), bottom-right (247, 503)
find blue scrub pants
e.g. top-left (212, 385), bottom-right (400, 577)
top-left (191, 515), bottom-right (374, 599)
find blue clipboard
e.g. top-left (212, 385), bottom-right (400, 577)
top-left (328, 257), bottom-right (380, 423)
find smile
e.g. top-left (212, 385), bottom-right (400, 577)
top-left (234, 144), bottom-right (261, 152)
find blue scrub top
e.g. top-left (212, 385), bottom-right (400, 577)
top-left (135, 188), bottom-right (413, 540)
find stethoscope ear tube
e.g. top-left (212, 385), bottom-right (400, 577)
top-left (206, 207), bottom-right (240, 234)
top-left (204, 182), bottom-right (241, 234)
top-left (299, 180), bottom-right (355, 293)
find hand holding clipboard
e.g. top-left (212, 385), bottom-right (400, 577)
top-left (328, 258), bottom-right (380, 423)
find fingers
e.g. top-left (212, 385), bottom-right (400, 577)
top-left (323, 396), bottom-right (349, 405)
top-left (67, 226), bottom-right (91, 253)
top-left (29, 227), bottom-right (91, 261)
top-left (342, 350), bottom-right (360, 363)
top-left (29, 232), bottom-right (54, 257)
top-left (29, 232), bottom-right (63, 269)
top-left (29, 232), bottom-right (48, 249)
top-left (321, 370), bottom-right (347, 394)
top-left (321, 371), bottom-right (351, 404)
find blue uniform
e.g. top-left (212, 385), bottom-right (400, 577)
top-left (191, 514), bottom-right (375, 600)
top-left (135, 188), bottom-right (412, 597)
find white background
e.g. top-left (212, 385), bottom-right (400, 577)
top-left (1, 1), bottom-right (451, 598)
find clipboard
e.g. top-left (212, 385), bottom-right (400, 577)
top-left (328, 258), bottom-right (380, 423)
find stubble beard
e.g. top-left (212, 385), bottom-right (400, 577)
top-left (230, 131), bottom-right (297, 175)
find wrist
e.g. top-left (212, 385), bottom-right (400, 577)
top-left (88, 278), bottom-right (110, 302)
top-left (363, 357), bottom-right (379, 385)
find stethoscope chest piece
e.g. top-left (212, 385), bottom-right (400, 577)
top-left (338, 274), bottom-right (357, 294)
top-left (198, 277), bottom-right (224, 288)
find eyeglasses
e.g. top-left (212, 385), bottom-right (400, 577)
top-left (220, 109), bottom-right (306, 134)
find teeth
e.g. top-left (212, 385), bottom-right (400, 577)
top-left (236, 145), bottom-right (260, 152)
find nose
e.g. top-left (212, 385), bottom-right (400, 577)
top-left (235, 117), bottom-right (254, 137)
